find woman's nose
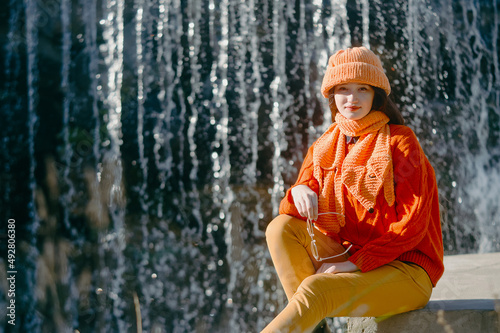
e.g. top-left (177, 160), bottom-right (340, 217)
top-left (347, 92), bottom-right (358, 102)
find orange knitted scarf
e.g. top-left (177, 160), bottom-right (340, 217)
top-left (312, 111), bottom-right (395, 234)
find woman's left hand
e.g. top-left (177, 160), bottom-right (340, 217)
top-left (316, 261), bottom-right (359, 274)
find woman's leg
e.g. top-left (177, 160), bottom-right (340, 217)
top-left (261, 261), bottom-right (433, 333)
top-left (265, 214), bottom-right (349, 300)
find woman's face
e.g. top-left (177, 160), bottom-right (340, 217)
top-left (333, 83), bottom-right (375, 120)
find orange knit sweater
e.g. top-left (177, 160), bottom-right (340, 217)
top-left (279, 125), bottom-right (444, 286)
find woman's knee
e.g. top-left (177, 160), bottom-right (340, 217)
top-left (265, 214), bottom-right (300, 241)
top-left (266, 215), bottom-right (289, 239)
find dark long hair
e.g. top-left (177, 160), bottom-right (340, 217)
top-left (328, 86), bottom-right (405, 125)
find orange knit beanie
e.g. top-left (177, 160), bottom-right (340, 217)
top-left (321, 47), bottom-right (391, 98)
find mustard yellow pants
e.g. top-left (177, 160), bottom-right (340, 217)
top-left (261, 214), bottom-right (433, 333)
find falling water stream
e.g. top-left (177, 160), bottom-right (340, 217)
top-left (0, 0), bottom-right (499, 332)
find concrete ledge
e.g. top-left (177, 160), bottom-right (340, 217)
top-left (347, 252), bottom-right (500, 333)
top-left (348, 300), bottom-right (499, 333)
top-left (425, 299), bottom-right (496, 311)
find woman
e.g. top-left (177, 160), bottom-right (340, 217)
top-left (262, 47), bottom-right (444, 333)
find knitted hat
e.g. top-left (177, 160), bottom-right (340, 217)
top-left (321, 47), bottom-right (391, 98)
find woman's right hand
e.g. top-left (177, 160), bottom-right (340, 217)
top-left (291, 185), bottom-right (318, 221)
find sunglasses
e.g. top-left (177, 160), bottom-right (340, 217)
top-left (306, 212), bottom-right (352, 261)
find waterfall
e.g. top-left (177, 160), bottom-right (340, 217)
top-left (0, 0), bottom-right (498, 332)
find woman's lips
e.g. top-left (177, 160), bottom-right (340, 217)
top-left (345, 106), bottom-right (360, 111)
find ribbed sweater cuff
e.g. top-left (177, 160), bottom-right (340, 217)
top-left (348, 250), bottom-right (381, 272)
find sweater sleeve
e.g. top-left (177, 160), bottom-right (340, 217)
top-left (348, 127), bottom-right (440, 272)
top-left (279, 143), bottom-right (320, 219)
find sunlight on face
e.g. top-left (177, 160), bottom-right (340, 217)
top-left (334, 83), bottom-right (375, 120)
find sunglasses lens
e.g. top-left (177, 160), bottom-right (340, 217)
top-left (307, 213), bottom-right (349, 262)
top-left (311, 241), bottom-right (319, 260)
